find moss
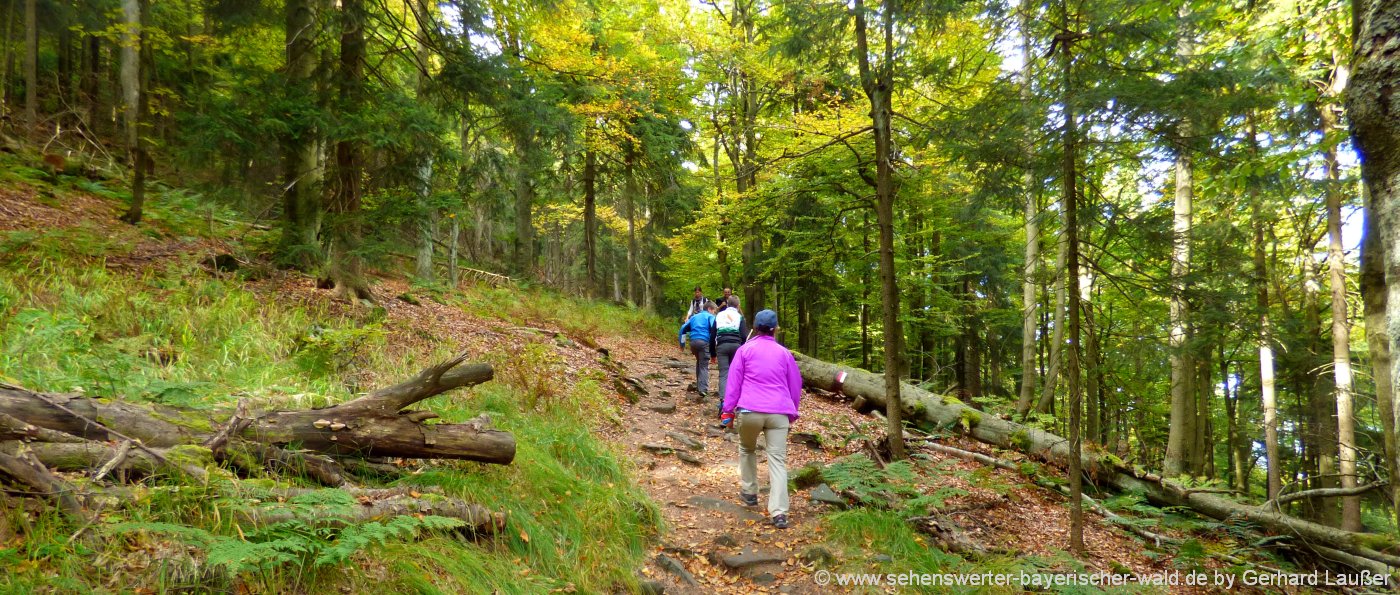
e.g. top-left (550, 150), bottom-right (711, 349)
top-left (166, 444), bottom-right (214, 468)
top-left (1010, 429), bottom-right (1033, 452)
top-left (1354, 533), bottom-right (1400, 552)
top-left (153, 410), bottom-right (213, 433)
top-left (910, 402), bottom-right (927, 419)
top-left (940, 395), bottom-right (964, 407)
top-left (958, 409), bottom-right (981, 431)
top-left (1098, 453), bottom-right (1126, 470)
top-left (791, 463), bottom-right (825, 491)
top-left (223, 446), bottom-right (264, 474)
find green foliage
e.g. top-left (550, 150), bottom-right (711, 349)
top-left (112, 511), bottom-right (468, 577)
top-left (489, 340), bottom-right (568, 411)
top-left (294, 322), bottom-right (388, 379)
top-left (0, 205), bottom-right (660, 592)
top-left (823, 456), bottom-right (920, 507)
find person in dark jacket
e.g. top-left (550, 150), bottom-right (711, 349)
top-left (679, 301), bottom-right (717, 395)
top-left (711, 295), bottom-right (747, 412)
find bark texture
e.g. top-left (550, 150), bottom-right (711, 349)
top-left (1347, 0), bottom-right (1400, 533)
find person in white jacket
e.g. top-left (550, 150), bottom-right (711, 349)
top-left (711, 295), bottom-right (747, 411)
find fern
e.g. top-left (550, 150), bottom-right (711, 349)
top-left (824, 456), bottom-right (929, 512)
top-left (905, 487), bottom-right (970, 516)
top-left (113, 504), bottom-right (466, 577)
top-left (112, 521), bottom-right (220, 547)
top-left (315, 515), bottom-right (466, 566)
top-left (206, 539), bottom-right (302, 574)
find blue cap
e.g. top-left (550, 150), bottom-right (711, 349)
top-left (754, 309), bottom-right (778, 330)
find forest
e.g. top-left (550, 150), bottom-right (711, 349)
top-left (3, 0), bottom-right (1400, 591)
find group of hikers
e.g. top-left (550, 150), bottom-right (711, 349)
top-left (678, 286), bottom-right (802, 530)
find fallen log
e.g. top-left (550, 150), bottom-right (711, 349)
top-left (0, 352), bottom-right (514, 465)
top-left (242, 487), bottom-right (506, 534)
top-left (794, 353), bottom-right (1400, 574)
top-left (0, 354), bottom-right (513, 526)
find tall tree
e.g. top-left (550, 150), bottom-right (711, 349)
top-left (413, 0), bottom-right (437, 283)
top-left (1321, 63), bottom-right (1359, 531)
top-left (278, 0), bottom-right (324, 269)
top-left (853, 0), bottom-right (905, 460)
top-left (328, 0), bottom-right (371, 300)
top-left (1016, 0), bottom-right (1041, 418)
top-left (1163, 2), bottom-right (1196, 478)
top-left (1347, 0), bottom-right (1400, 528)
top-left (118, 0), bottom-right (149, 224)
top-left (1249, 118), bottom-right (1283, 500)
top-left (1058, 0), bottom-right (1085, 552)
top-left (22, 0), bottom-right (33, 129)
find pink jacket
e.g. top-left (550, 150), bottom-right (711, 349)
top-left (721, 336), bottom-right (802, 421)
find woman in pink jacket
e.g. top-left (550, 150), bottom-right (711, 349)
top-left (720, 309), bottom-right (802, 529)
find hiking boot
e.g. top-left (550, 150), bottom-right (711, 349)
top-left (772, 514), bottom-right (789, 529)
top-left (739, 492), bottom-right (758, 507)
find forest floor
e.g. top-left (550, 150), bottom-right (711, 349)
top-left (0, 167), bottom-right (1310, 594)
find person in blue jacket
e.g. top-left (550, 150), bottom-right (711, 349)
top-left (679, 300), bottom-right (718, 396)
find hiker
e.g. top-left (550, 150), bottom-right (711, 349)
top-left (679, 300), bottom-right (717, 396)
top-left (720, 309), bottom-right (801, 529)
top-left (711, 295), bottom-right (747, 414)
top-left (683, 286), bottom-right (706, 322)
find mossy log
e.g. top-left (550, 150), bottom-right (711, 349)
top-left (794, 353), bottom-right (1400, 574)
top-left (0, 354), bottom-right (512, 520)
top-left (0, 353), bottom-right (514, 465)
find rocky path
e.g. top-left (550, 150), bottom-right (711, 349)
top-left (611, 346), bottom-right (856, 595)
top-left (600, 337), bottom-right (1187, 595)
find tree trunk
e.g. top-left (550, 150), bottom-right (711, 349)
top-left (1320, 59), bottom-right (1361, 531)
top-left (1058, 11), bottom-right (1085, 552)
top-left (328, 0), bottom-right (371, 301)
top-left (413, 0), bottom-right (435, 283)
top-left (1033, 207), bottom-right (1067, 416)
top-left (1362, 181), bottom-right (1398, 526)
top-left (1016, 0), bottom-right (1040, 419)
top-left (80, 33), bottom-right (99, 124)
top-left (583, 129), bottom-right (598, 296)
top-left (1083, 296), bottom-right (1101, 445)
top-left (22, 0), bottom-right (33, 130)
top-left (1, 0), bottom-right (14, 121)
top-left (1304, 251), bottom-right (1341, 525)
top-left (449, 215), bottom-right (460, 287)
top-left (1249, 118), bottom-right (1283, 501)
top-left (624, 147), bottom-right (638, 305)
top-left (278, 0), bottom-right (323, 269)
top-left (853, 0), bottom-right (905, 461)
top-left (512, 129), bottom-right (535, 277)
top-left (118, 0), bottom-right (149, 225)
top-left (1349, 0), bottom-right (1400, 530)
top-left (120, 0), bottom-right (140, 161)
top-left (797, 354), bottom-right (1400, 572)
top-left (862, 211), bottom-right (872, 370)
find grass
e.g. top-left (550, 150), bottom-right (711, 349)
top-left (0, 168), bottom-right (669, 593)
top-left (456, 283), bottom-right (672, 344)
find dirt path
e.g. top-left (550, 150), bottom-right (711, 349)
top-left (600, 335), bottom-right (1187, 595)
top-left (608, 341), bottom-right (849, 595)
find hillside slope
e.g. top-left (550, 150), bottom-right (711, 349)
top-left (0, 161), bottom-right (1334, 594)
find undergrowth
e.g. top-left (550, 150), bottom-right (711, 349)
top-left (0, 173), bottom-right (665, 593)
